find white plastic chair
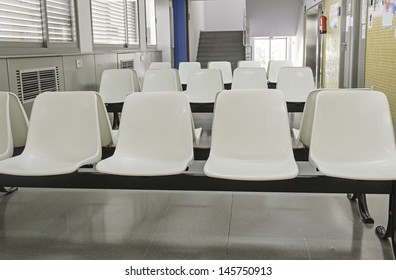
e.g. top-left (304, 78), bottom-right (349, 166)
top-left (309, 90), bottom-right (396, 180)
top-left (267, 60), bottom-right (293, 83)
top-left (237, 61), bottom-right (263, 68)
top-left (204, 89), bottom-right (298, 180)
top-left (0, 91), bottom-right (102, 176)
top-left (0, 92), bottom-right (29, 161)
top-left (179, 62), bottom-right (201, 85)
top-left (150, 62), bottom-right (172, 70)
top-left (208, 61), bottom-right (233, 84)
top-left (231, 68), bottom-right (268, 90)
top-left (298, 88), bottom-right (372, 148)
top-left (277, 67), bottom-right (315, 103)
top-left (0, 92), bottom-right (12, 160)
top-left (99, 69), bottom-right (140, 129)
top-left (298, 89), bottom-right (322, 147)
top-left (93, 92), bottom-right (114, 147)
top-left (8, 92), bottom-right (29, 148)
top-left (99, 69), bottom-right (140, 104)
top-left (142, 69), bottom-right (182, 92)
top-left (185, 69), bottom-right (224, 103)
top-left (96, 92), bottom-right (194, 176)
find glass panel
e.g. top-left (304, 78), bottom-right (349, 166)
top-left (271, 38), bottom-right (287, 61)
top-left (145, 0), bottom-right (156, 45)
top-left (46, 0), bottom-right (76, 42)
top-left (91, 0), bottom-right (126, 45)
top-left (0, 0), bottom-right (44, 42)
top-left (254, 38), bottom-right (270, 69)
top-left (127, 0), bottom-right (139, 45)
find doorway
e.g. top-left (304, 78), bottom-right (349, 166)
top-left (172, 0), bottom-right (189, 68)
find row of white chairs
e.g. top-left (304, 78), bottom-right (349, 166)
top-left (100, 66), bottom-right (312, 107)
top-left (101, 67), bottom-right (262, 105)
top-left (151, 60), bottom-right (292, 86)
top-left (1, 89), bottom-right (395, 182)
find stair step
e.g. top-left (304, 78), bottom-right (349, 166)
top-left (196, 31), bottom-right (245, 69)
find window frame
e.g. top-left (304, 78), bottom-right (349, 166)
top-left (144, 0), bottom-right (157, 48)
top-left (90, 0), bottom-right (140, 50)
top-left (253, 36), bottom-right (289, 67)
top-left (0, 0), bottom-right (79, 55)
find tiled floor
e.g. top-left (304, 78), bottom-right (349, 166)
top-left (0, 188), bottom-right (393, 260)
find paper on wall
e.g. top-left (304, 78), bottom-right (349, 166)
top-left (368, 6), bottom-right (374, 28)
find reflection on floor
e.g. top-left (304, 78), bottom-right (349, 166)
top-left (0, 188), bottom-right (393, 260)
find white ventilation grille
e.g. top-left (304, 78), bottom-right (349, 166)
top-left (120, 60), bottom-right (134, 69)
top-left (16, 67), bottom-right (60, 103)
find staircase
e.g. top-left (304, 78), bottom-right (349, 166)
top-left (196, 31), bottom-right (245, 70)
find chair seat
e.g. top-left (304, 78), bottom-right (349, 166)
top-left (204, 156), bottom-right (298, 181)
top-left (188, 96), bottom-right (215, 103)
top-left (0, 154), bottom-right (96, 176)
top-left (311, 157), bottom-right (396, 180)
top-left (96, 156), bottom-right (192, 176)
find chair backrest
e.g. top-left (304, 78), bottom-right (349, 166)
top-left (208, 61), bottom-right (233, 84)
top-left (237, 61), bottom-right (262, 68)
top-left (185, 69), bottom-right (224, 103)
top-left (267, 60), bottom-right (293, 83)
top-left (142, 69), bottom-right (182, 92)
top-left (298, 89), bottom-right (321, 147)
top-left (299, 88), bottom-right (372, 148)
top-left (8, 92), bottom-right (29, 148)
top-left (310, 90), bottom-right (395, 162)
top-left (231, 68), bottom-right (268, 90)
top-left (150, 62), bottom-right (172, 70)
top-left (99, 69), bottom-right (139, 104)
top-left (277, 67), bottom-right (315, 102)
top-left (115, 92), bottom-right (193, 161)
top-left (0, 92), bottom-right (13, 160)
top-left (94, 93), bottom-right (114, 147)
top-left (179, 62), bottom-right (201, 85)
top-left (24, 91), bottom-right (101, 163)
top-left (210, 89), bottom-right (293, 160)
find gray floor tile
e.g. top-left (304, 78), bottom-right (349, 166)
top-left (228, 237), bottom-right (310, 260)
top-left (306, 238), bottom-right (394, 260)
top-left (144, 234), bottom-right (228, 260)
top-left (0, 189), bottom-right (393, 260)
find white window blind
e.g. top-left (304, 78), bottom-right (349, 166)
top-left (126, 0), bottom-right (139, 45)
top-left (0, 0), bottom-right (44, 42)
top-left (46, 0), bottom-right (76, 42)
top-left (91, 0), bottom-right (126, 45)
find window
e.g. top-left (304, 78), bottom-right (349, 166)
top-left (145, 0), bottom-right (156, 46)
top-left (91, 0), bottom-right (139, 47)
top-left (0, 0), bottom-right (77, 46)
top-left (46, 0), bottom-right (76, 42)
top-left (253, 37), bottom-right (287, 69)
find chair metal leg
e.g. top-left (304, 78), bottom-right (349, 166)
top-left (0, 187), bottom-right (18, 195)
top-left (348, 193), bottom-right (374, 224)
top-left (376, 191), bottom-right (396, 258)
top-left (357, 193), bottom-right (374, 224)
top-left (112, 112), bottom-right (120, 130)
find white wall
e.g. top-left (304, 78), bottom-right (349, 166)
top-left (247, 0), bottom-right (303, 36)
top-left (156, 0), bottom-right (171, 63)
top-left (189, 0), bottom-right (205, 61)
top-left (291, 4), bottom-right (305, 66)
top-left (304, 0), bottom-right (321, 10)
top-left (203, 0), bottom-right (244, 31)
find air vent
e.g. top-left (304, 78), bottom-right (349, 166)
top-left (16, 67), bottom-right (60, 104)
top-left (120, 60), bottom-right (134, 69)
